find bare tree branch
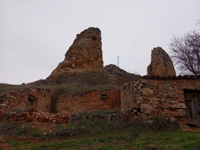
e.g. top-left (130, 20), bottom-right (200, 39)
top-left (169, 31), bottom-right (200, 76)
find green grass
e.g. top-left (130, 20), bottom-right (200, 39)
top-left (4, 130), bottom-right (200, 150)
top-left (0, 70), bottom-right (120, 96)
top-left (0, 121), bottom-right (41, 139)
top-left (45, 116), bottom-right (178, 139)
top-left (1, 117), bottom-right (195, 150)
top-left (0, 116), bottom-right (199, 150)
top-left (0, 84), bottom-right (23, 95)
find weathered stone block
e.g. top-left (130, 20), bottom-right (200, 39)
top-left (161, 102), bottom-right (172, 109)
top-left (140, 103), bottom-right (156, 115)
top-left (141, 88), bottom-right (154, 96)
top-left (172, 103), bottom-right (186, 109)
top-left (175, 109), bottom-right (186, 117)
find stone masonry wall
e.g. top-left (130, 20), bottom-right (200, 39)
top-left (121, 78), bottom-right (200, 125)
top-left (0, 88), bottom-right (51, 114)
top-left (55, 89), bottom-right (120, 113)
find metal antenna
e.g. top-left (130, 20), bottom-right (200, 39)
top-left (117, 56), bottom-right (120, 67)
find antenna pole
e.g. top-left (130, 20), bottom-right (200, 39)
top-left (117, 56), bottom-right (120, 67)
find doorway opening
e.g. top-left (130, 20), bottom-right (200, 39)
top-left (184, 89), bottom-right (200, 126)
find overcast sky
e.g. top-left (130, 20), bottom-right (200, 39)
top-left (0, 0), bottom-right (200, 84)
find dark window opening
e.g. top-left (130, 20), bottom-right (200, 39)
top-left (102, 94), bottom-right (108, 100)
top-left (28, 95), bottom-right (37, 102)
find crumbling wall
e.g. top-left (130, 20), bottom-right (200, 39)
top-left (0, 88), bottom-right (51, 114)
top-left (55, 89), bottom-right (120, 113)
top-left (121, 78), bottom-right (200, 124)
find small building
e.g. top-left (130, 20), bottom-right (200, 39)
top-left (121, 75), bottom-right (200, 126)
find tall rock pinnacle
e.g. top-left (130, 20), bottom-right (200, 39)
top-left (147, 47), bottom-right (176, 77)
top-left (48, 27), bottom-right (103, 79)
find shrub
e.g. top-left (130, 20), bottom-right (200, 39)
top-left (150, 117), bottom-right (180, 131)
top-left (45, 114), bottom-right (180, 139)
top-left (12, 125), bottom-right (40, 137)
top-left (0, 120), bottom-right (41, 137)
top-left (0, 121), bottom-right (20, 135)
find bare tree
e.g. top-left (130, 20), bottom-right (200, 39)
top-left (169, 31), bottom-right (200, 76)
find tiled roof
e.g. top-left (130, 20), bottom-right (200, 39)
top-left (142, 75), bottom-right (200, 80)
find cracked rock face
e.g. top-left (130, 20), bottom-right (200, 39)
top-left (147, 47), bottom-right (176, 77)
top-left (48, 27), bottom-right (103, 79)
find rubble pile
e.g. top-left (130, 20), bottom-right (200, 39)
top-left (1, 111), bottom-right (71, 123)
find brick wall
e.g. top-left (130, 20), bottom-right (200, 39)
top-left (55, 89), bottom-right (120, 113)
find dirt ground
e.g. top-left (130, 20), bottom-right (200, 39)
top-left (0, 136), bottom-right (13, 150)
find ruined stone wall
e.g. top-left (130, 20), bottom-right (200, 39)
top-left (121, 78), bottom-right (200, 124)
top-left (0, 88), bottom-right (51, 114)
top-left (55, 89), bottom-right (120, 113)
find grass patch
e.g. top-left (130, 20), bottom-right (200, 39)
top-left (12, 125), bottom-right (40, 138)
top-left (0, 121), bottom-right (20, 135)
top-left (0, 70), bottom-right (119, 95)
top-left (0, 84), bottom-right (26, 95)
top-left (9, 130), bottom-right (200, 150)
top-left (2, 117), bottom-right (200, 150)
top-left (44, 116), bottom-right (180, 139)
top-left (0, 121), bottom-right (41, 138)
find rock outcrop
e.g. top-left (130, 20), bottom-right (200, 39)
top-left (147, 47), bottom-right (176, 77)
top-left (104, 64), bottom-right (141, 81)
top-left (48, 27), bottom-right (103, 79)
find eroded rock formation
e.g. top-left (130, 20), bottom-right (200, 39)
top-left (147, 47), bottom-right (176, 77)
top-left (104, 64), bottom-right (141, 81)
top-left (48, 27), bottom-right (103, 79)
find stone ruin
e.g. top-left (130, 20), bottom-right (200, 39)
top-left (121, 48), bottom-right (200, 127)
top-left (0, 27), bottom-right (121, 123)
top-left (1, 27), bottom-right (200, 128)
top-left (121, 77), bottom-right (200, 126)
top-left (0, 88), bottom-right (51, 114)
